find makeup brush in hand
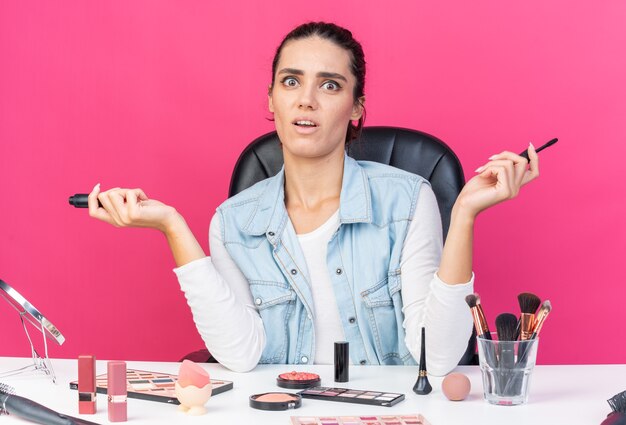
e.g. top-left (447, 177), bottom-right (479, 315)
top-left (601, 390), bottom-right (626, 425)
top-left (0, 383), bottom-right (101, 425)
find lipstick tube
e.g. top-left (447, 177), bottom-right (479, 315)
top-left (78, 355), bottom-right (96, 414)
top-left (107, 361), bottom-right (127, 422)
top-left (334, 341), bottom-right (349, 382)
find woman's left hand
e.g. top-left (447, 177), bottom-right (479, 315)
top-left (455, 143), bottom-right (540, 218)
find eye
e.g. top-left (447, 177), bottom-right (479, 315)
top-left (321, 80), bottom-right (341, 91)
top-left (281, 77), bottom-right (299, 87)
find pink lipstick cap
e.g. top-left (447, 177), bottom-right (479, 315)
top-left (78, 355), bottom-right (97, 414)
top-left (107, 361), bottom-right (127, 422)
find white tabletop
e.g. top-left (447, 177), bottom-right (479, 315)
top-left (0, 357), bottom-right (623, 424)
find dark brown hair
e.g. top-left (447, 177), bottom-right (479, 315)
top-left (270, 22), bottom-right (366, 143)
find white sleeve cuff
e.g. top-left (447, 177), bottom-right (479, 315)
top-left (433, 271), bottom-right (474, 290)
top-left (173, 256), bottom-right (213, 280)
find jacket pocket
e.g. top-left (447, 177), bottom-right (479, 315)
top-left (361, 276), bottom-right (401, 362)
top-left (249, 281), bottom-right (296, 363)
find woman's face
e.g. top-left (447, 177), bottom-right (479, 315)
top-left (269, 36), bottom-right (364, 161)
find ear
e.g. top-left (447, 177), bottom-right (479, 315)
top-left (268, 85), bottom-right (274, 113)
top-left (351, 96), bottom-right (365, 120)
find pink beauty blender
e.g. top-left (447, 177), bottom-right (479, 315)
top-left (178, 360), bottom-right (210, 388)
top-left (442, 372), bottom-right (471, 401)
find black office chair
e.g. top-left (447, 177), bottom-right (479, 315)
top-left (183, 126), bottom-right (477, 365)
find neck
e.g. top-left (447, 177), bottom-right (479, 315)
top-left (283, 148), bottom-right (344, 211)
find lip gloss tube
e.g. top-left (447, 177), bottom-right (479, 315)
top-left (107, 361), bottom-right (127, 422)
top-left (78, 355), bottom-right (97, 414)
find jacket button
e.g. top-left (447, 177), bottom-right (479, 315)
top-left (348, 317), bottom-right (356, 324)
top-left (360, 360), bottom-right (367, 365)
top-left (268, 231), bottom-right (275, 236)
top-left (301, 356), bottom-right (309, 364)
top-left (291, 269), bottom-right (298, 275)
top-left (255, 298), bottom-right (262, 306)
top-left (336, 268), bottom-right (342, 275)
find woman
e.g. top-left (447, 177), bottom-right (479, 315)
top-left (88, 22), bottom-right (539, 375)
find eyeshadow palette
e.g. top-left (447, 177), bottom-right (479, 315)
top-left (290, 414), bottom-right (431, 425)
top-left (69, 369), bottom-right (233, 404)
top-left (298, 386), bottom-right (405, 407)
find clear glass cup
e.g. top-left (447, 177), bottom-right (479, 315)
top-left (477, 335), bottom-right (539, 406)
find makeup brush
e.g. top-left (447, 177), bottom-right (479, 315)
top-left (466, 293), bottom-right (498, 370)
top-left (412, 327), bottom-right (432, 395)
top-left (465, 293), bottom-right (492, 340)
top-left (495, 313), bottom-right (518, 369)
top-left (601, 390), bottom-right (626, 425)
top-left (0, 383), bottom-right (101, 425)
top-left (495, 313), bottom-right (519, 396)
top-left (515, 292), bottom-right (541, 365)
top-left (516, 292), bottom-right (541, 341)
top-left (515, 300), bottom-right (552, 369)
top-left (529, 300), bottom-right (552, 340)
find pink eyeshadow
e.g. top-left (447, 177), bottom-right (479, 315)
top-left (155, 383), bottom-right (175, 388)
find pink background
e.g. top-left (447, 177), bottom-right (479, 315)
top-left (1, 1), bottom-right (624, 366)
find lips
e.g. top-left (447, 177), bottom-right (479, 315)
top-left (292, 118), bottom-right (319, 127)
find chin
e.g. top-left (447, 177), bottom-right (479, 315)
top-left (280, 130), bottom-right (345, 158)
top-left (283, 139), bottom-right (344, 160)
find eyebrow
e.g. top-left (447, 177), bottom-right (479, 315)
top-left (278, 68), bottom-right (348, 83)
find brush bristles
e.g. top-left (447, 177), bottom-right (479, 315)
top-left (541, 300), bottom-right (552, 312)
top-left (465, 293), bottom-right (479, 309)
top-left (495, 313), bottom-right (518, 341)
top-left (608, 390), bottom-right (626, 413)
top-left (0, 382), bottom-right (15, 395)
top-left (518, 292), bottom-right (541, 314)
top-left (0, 382), bottom-right (15, 414)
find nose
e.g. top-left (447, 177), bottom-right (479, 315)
top-left (297, 83), bottom-right (318, 110)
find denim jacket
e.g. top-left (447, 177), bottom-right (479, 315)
top-left (216, 154), bottom-right (428, 365)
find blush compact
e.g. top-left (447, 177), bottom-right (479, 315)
top-left (276, 371), bottom-right (321, 389)
top-left (249, 392), bottom-right (302, 411)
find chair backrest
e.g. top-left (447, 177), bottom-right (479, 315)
top-left (228, 126), bottom-right (477, 365)
top-left (229, 126), bottom-right (465, 240)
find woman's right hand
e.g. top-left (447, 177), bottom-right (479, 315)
top-left (88, 183), bottom-right (180, 233)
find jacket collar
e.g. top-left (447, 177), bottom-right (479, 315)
top-left (242, 154), bottom-right (373, 237)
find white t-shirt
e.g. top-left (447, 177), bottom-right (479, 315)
top-left (174, 185), bottom-right (474, 375)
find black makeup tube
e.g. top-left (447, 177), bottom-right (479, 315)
top-left (334, 341), bottom-right (349, 383)
top-left (69, 194), bottom-right (102, 208)
top-left (519, 137), bottom-right (558, 161)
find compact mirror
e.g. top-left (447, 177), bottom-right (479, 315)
top-left (0, 279), bottom-right (65, 383)
top-left (0, 279), bottom-right (65, 345)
